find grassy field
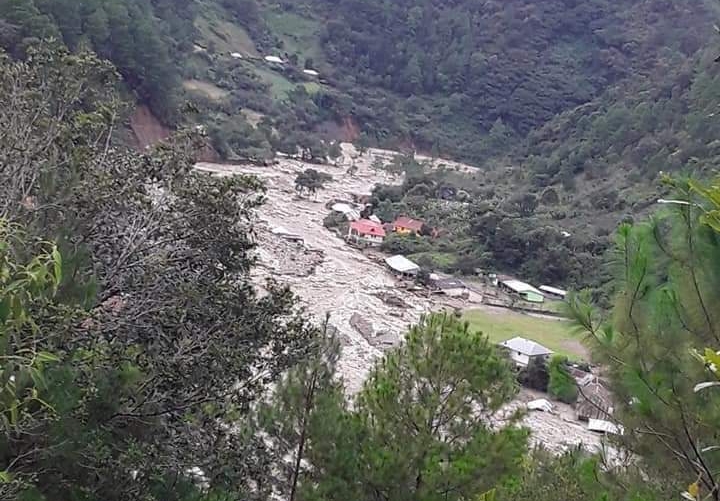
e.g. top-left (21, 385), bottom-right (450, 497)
top-left (195, 16), bottom-right (259, 56)
top-left (182, 79), bottom-right (229, 100)
top-left (263, 10), bottom-right (324, 65)
top-left (254, 67), bottom-right (297, 100)
top-left (462, 308), bottom-right (587, 360)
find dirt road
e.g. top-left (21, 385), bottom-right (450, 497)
top-left (195, 145), bottom-right (603, 452)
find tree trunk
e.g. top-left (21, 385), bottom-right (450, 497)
top-left (289, 373), bottom-right (317, 501)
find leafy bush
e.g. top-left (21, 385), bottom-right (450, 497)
top-left (548, 355), bottom-right (578, 404)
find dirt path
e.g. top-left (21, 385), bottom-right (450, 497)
top-left (194, 145), bottom-right (602, 451)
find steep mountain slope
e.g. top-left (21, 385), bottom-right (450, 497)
top-left (3, 0), bottom-right (719, 291)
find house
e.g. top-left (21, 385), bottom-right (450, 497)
top-left (429, 275), bottom-right (468, 297)
top-left (539, 285), bottom-right (567, 300)
top-left (264, 55), bottom-right (285, 64)
top-left (392, 216), bottom-right (424, 235)
top-left (500, 279), bottom-right (545, 303)
top-left (575, 377), bottom-right (614, 421)
top-left (347, 219), bottom-right (386, 247)
top-left (498, 336), bottom-right (553, 367)
top-left (385, 255), bottom-right (420, 277)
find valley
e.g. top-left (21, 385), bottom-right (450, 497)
top-left (196, 145), bottom-right (602, 453)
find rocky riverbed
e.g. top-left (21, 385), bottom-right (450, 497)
top-left (194, 144), bottom-right (605, 453)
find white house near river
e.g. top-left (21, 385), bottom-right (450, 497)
top-left (498, 336), bottom-right (553, 367)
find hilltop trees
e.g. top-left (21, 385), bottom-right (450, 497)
top-left (0, 0), bottom-right (192, 121)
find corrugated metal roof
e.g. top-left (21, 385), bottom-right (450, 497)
top-left (350, 219), bottom-right (386, 237)
top-left (540, 285), bottom-right (567, 297)
top-left (499, 337), bottom-right (553, 356)
top-left (393, 216), bottom-right (424, 231)
top-left (385, 255), bottom-right (420, 273)
top-left (502, 279), bottom-right (543, 295)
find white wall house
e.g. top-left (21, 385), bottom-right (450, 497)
top-left (498, 337), bottom-right (553, 367)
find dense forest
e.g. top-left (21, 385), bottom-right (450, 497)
top-left (3, 43), bottom-right (720, 501)
top-left (0, 0), bottom-right (195, 121)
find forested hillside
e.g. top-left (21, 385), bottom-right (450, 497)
top-left (308, 0), bottom-right (708, 157)
top-left (3, 0), bottom-right (719, 290)
top-left (0, 0), bottom-right (195, 121)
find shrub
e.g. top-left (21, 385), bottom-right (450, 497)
top-left (548, 355), bottom-right (578, 404)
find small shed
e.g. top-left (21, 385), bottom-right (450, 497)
top-left (588, 419), bottom-right (623, 436)
top-left (527, 399), bottom-right (553, 412)
top-left (500, 279), bottom-right (545, 303)
top-left (271, 226), bottom-right (304, 244)
top-left (429, 276), bottom-right (468, 297)
top-left (385, 255), bottom-right (420, 277)
top-left (539, 285), bottom-right (567, 300)
top-left (498, 337), bottom-right (553, 367)
top-left (331, 202), bottom-right (361, 221)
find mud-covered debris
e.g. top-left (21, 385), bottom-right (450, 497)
top-left (369, 331), bottom-right (401, 348)
top-left (374, 292), bottom-right (410, 308)
top-left (350, 312), bottom-right (374, 339)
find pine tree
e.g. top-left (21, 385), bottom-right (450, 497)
top-left (260, 318), bottom-right (343, 501)
top-left (567, 177), bottom-right (720, 498)
top-left (304, 313), bottom-right (528, 501)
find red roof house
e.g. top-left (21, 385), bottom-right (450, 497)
top-left (392, 216), bottom-right (424, 235)
top-left (347, 219), bottom-right (386, 246)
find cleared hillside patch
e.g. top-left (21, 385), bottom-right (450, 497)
top-left (195, 16), bottom-right (259, 56)
top-left (263, 9), bottom-right (324, 64)
top-left (182, 79), bottom-right (229, 100)
top-left (254, 67), bottom-right (297, 100)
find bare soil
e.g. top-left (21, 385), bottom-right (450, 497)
top-left (130, 105), bottom-right (171, 149)
top-left (182, 79), bottom-right (229, 100)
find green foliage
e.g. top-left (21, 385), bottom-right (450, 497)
top-left (259, 319), bottom-right (343, 501)
top-left (501, 448), bottom-right (657, 501)
top-left (303, 313), bottom-right (528, 501)
top-left (518, 357), bottom-right (549, 392)
top-left (0, 0), bottom-right (193, 122)
top-left (0, 45), bottom-right (317, 501)
top-left (295, 168), bottom-right (332, 197)
top-left (568, 177), bottom-right (720, 496)
top-left (548, 355), bottom-right (578, 404)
